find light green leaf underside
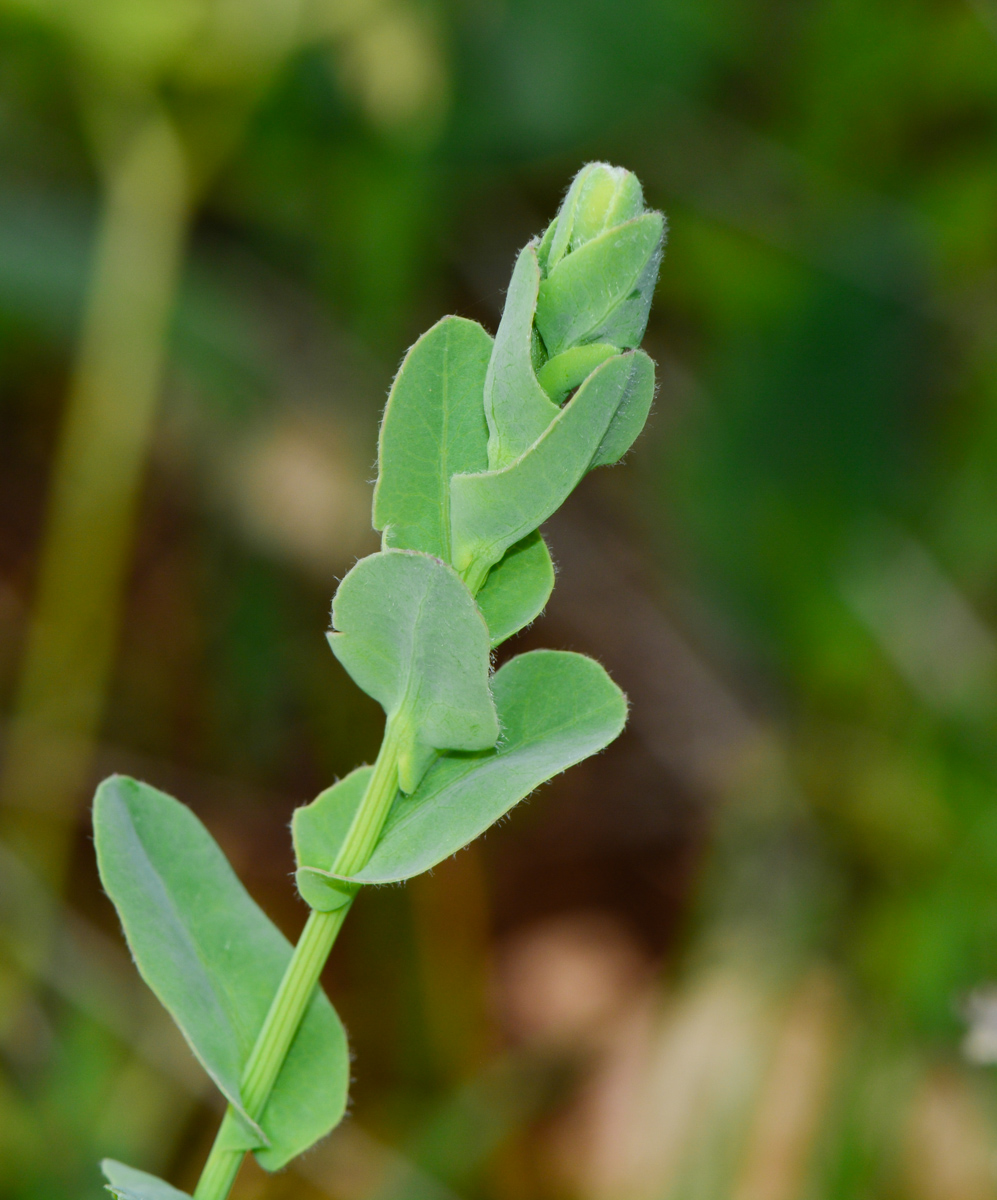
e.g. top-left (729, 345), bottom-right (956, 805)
top-left (298, 651), bottom-right (626, 888)
top-left (101, 1160), bottom-right (191, 1200)
top-left (476, 530), bottom-right (554, 647)
top-left (374, 315), bottom-right (492, 562)
top-left (93, 776), bottom-right (349, 1170)
top-left (535, 212), bottom-right (664, 356)
top-left (327, 549), bottom-right (498, 792)
top-left (294, 767), bottom-right (372, 910)
top-left (450, 351), bottom-right (654, 584)
top-left (484, 244), bottom-right (560, 469)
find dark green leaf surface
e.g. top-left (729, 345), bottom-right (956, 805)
top-left (93, 777), bottom-right (350, 1169)
top-left (332, 651), bottom-right (627, 884)
top-left (327, 549), bottom-right (499, 791)
top-left (483, 244), bottom-right (559, 469)
top-left (451, 352), bottom-right (654, 586)
top-left (475, 530), bottom-right (554, 646)
top-left (101, 1160), bottom-right (191, 1200)
top-left (374, 316), bottom-right (492, 562)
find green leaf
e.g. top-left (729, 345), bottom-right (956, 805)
top-left (536, 342), bottom-right (618, 404)
top-left (298, 652), bottom-right (626, 888)
top-left (101, 1160), bottom-right (191, 1200)
top-left (475, 530), bottom-right (553, 647)
top-left (327, 549), bottom-right (499, 792)
top-left (589, 354), bottom-right (656, 469)
top-left (483, 244), bottom-right (560, 469)
top-left (373, 316), bottom-right (492, 562)
top-left (356, 651), bottom-right (626, 882)
top-left (293, 767), bottom-right (371, 909)
top-left (535, 212), bottom-right (665, 356)
top-left (93, 776), bottom-right (350, 1170)
top-left (451, 352), bottom-right (654, 589)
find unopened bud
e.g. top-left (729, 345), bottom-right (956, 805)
top-left (533, 162), bottom-right (665, 361)
top-left (541, 163), bottom-right (645, 272)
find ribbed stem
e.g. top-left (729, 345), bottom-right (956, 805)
top-left (192, 728), bottom-right (402, 1200)
top-left (193, 908), bottom-right (347, 1200)
top-left (191, 1111), bottom-right (247, 1200)
top-left (332, 719), bottom-right (401, 877)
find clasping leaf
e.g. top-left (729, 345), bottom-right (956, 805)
top-left (292, 651), bottom-right (626, 889)
top-left (327, 549), bottom-right (499, 792)
top-left (450, 351), bottom-right (654, 589)
top-left (475, 530), bottom-right (554, 647)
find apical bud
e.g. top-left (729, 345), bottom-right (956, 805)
top-left (540, 162), bottom-right (645, 271)
top-left (534, 162), bottom-right (665, 361)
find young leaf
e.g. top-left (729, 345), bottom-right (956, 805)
top-left (535, 212), bottom-right (664, 356)
top-left (536, 342), bottom-right (618, 404)
top-left (451, 351), bottom-right (654, 589)
top-left (302, 651), bottom-right (626, 886)
top-left (93, 776), bottom-right (350, 1170)
top-left (101, 1160), bottom-right (191, 1200)
top-left (293, 767), bottom-right (372, 909)
top-left (475, 530), bottom-right (554, 647)
top-left (483, 244), bottom-right (560, 469)
top-left (373, 316), bottom-right (492, 562)
top-left (327, 549), bottom-right (499, 792)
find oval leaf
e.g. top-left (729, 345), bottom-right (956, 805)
top-left (475, 530), bottom-right (554, 647)
top-left (346, 651), bottom-right (626, 883)
top-left (450, 352), bottom-right (654, 588)
top-left (373, 316), bottom-right (492, 562)
top-left (327, 549), bottom-right (499, 791)
top-left (93, 776), bottom-right (350, 1170)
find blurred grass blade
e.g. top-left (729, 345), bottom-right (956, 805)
top-left (0, 107), bottom-right (189, 886)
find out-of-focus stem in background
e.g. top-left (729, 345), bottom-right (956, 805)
top-left (0, 104), bottom-right (188, 886)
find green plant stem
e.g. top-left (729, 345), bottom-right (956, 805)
top-left (192, 727), bottom-right (402, 1200)
top-left (192, 907), bottom-right (348, 1200)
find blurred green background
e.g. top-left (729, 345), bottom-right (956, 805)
top-left (1, 0), bottom-right (997, 1197)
